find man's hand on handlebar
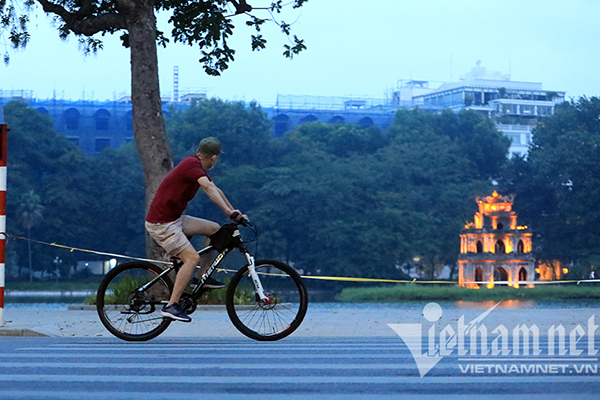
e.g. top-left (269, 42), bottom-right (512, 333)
top-left (229, 210), bottom-right (249, 226)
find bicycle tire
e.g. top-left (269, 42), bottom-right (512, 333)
top-left (96, 261), bottom-right (173, 341)
top-left (226, 259), bottom-right (308, 341)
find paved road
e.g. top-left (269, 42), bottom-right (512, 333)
top-left (0, 336), bottom-right (598, 399)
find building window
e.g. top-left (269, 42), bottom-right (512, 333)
top-left (126, 109), bottom-right (133, 131)
top-left (273, 114), bottom-right (290, 138)
top-left (94, 109), bottom-right (111, 130)
top-left (329, 116), bottom-right (345, 124)
top-left (358, 117), bottom-right (374, 128)
top-left (95, 138), bottom-right (111, 154)
top-left (300, 115), bottom-right (318, 124)
top-left (64, 108), bottom-right (81, 130)
top-left (476, 241), bottom-right (483, 253)
top-left (517, 240), bottom-right (524, 253)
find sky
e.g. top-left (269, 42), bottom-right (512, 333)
top-left (1, 0), bottom-right (600, 106)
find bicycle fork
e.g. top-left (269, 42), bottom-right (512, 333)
top-left (244, 253), bottom-right (270, 303)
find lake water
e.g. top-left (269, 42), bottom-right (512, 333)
top-left (4, 299), bottom-right (600, 311)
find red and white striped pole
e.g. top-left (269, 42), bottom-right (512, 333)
top-left (0, 123), bottom-right (7, 326)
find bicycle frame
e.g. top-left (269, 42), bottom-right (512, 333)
top-left (191, 245), bottom-right (269, 302)
top-left (136, 241), bottom-right (269, 302)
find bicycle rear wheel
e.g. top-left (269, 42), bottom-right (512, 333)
top-left (226, 259), bottom-right (308, 341)
top-left (96, 261), bottom-right (173, 341)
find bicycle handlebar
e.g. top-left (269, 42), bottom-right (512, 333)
top-left (229, 211), bottom-right (250, 227)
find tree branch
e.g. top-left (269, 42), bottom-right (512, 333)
top-left (228, 0), bottom-right (252, 15)
top-left (35, 0), bottom-right (126, 36)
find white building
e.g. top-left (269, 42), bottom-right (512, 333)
top-left (411, 64), bottom-right (565, 157)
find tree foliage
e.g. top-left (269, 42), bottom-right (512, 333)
top-left (167, 98), bottom-right (276, 166)
top-left (1, 0), bottom-right (307, 73)
top-left (5, 100), bottom-right (145, 278)
top-left (9, 96), bottom-right (600, 284)
top-left (497, 97), bottom-right (600, 276)
top-left (5, 100), bottom-right (511, 283)
top-left (2, 0), bottom-right (308, 260)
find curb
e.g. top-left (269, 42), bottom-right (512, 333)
top-left (0, 329), bottom-right (48, 337)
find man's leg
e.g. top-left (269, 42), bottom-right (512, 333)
top-left (147, 217), bottom-right (218, 322)
top-left (165, 216), bottom-right (220, 307)
top-left (167, 245), bottom-right (200, 306)
top-left (181, 216), bottom-right (220, 277)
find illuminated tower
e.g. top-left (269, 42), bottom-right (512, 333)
top-left (458, 191), bottom-right (534, 288)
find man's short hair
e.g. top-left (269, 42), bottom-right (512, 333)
top-left (197, 137), bottom-right (223, 156)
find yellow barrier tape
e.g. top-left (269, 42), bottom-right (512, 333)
top-left (253, 271), bottom-right (451, 283)
top-left (2, 232), bottom-right (172, 265)
top-left (3, 232), bottom-right (598, 286)
top-left (299, 275), bottom-right (454, 284)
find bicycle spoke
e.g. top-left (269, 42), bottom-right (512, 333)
top-left (97, 261), bottom-right (173, 341)
top-left (226, 260), bottom-right (308, 341)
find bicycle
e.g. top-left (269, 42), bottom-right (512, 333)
top-left (96, 220), bottom-right (308, 342)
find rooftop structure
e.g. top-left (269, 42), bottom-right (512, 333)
top-left (2, 64), bottom-right (567, 157)
top-left (410, 64), bottom-right (565, 157)
top-left (413, 64), bottom-right (564, 111)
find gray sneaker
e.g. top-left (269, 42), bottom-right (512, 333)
top-left (161, 303), bottom-right (191, 322)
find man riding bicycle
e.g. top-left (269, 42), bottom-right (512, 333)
top-left (145, 137), bottom-right (246, 322)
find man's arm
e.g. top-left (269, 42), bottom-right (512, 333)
top-left (216, 186), bottom-right (234, 211)
top-left (198, 176), bottom-right (240, 218)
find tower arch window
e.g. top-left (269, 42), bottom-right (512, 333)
top-left (517, 240), bottom-right (524, 253)
top-left (518, 267), bottom-right (527, 281)
top-left (475, 267), bottom-right (483, 283)
top-left (495, 240), bottom-right (506, 254)
top-left (476, 241), bottom-right (483, 253)
top-left (494, 267), bottom-right (508, 284)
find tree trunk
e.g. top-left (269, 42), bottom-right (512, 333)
top-left (125, 1), bottom-right (173, 259)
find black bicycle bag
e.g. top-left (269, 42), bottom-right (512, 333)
top-left (209, 223), bottom-right (240, 252)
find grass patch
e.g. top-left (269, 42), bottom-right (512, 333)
top-left (337, 284), bottom-right (600, 302)
top-left (86, 278), bottom-right (249, 306)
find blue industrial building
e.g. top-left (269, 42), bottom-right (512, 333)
top-left (1, 65), bottom-right (565, 158)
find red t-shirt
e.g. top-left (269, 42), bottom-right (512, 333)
top-left (146, 156), bottom-right (211, 224)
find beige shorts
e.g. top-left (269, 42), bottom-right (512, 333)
top-left (145, 216), bottom-right (192, 256)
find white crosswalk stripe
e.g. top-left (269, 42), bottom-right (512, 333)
top-left (0, 337), bottom-right (598, 399)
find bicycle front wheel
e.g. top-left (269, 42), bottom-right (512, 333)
top-left (96, 261), bottom-right (173, 341)
top-left (226, 259), bottom-right (308, 341)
